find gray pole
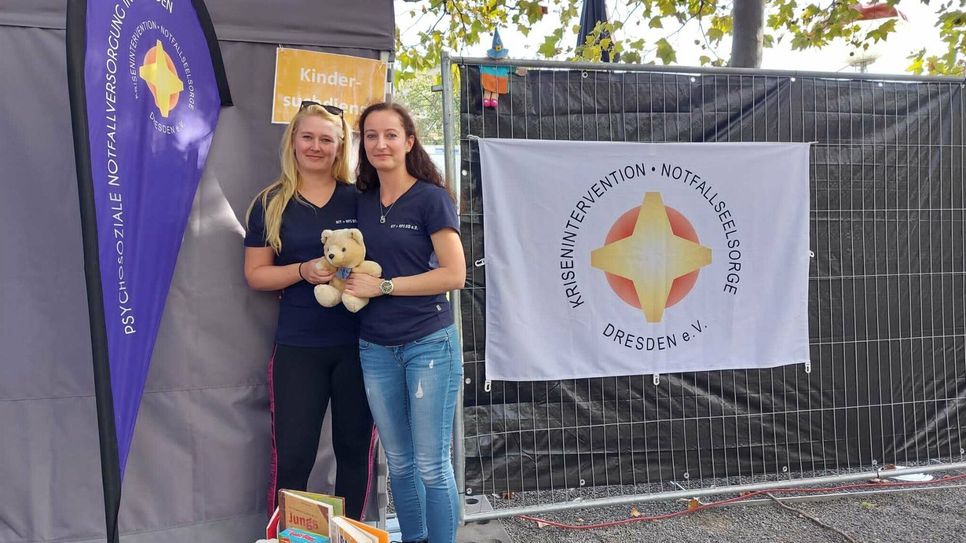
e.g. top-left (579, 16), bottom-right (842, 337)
top-left (440, 51), bottom-right (467, 524)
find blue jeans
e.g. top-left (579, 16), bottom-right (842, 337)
top-left (360, 325), bottom-right (462, 543)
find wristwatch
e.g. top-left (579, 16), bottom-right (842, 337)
top-left (379, 278), bottom-right (394, 295)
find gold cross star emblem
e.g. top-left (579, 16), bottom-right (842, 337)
top-left (591, 192), bottom-right (712, 323)
top-left (139, 40), bottom-right (184, 118)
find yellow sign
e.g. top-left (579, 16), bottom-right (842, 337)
top-left (272, 48), bottom-right (387, 127)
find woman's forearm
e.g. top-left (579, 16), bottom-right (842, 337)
top-left (245, 262), bottom-right (303, 291)
top-left (389, 266), bottom-right (465, 296)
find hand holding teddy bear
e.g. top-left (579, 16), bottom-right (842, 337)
top-left (312, 228), bottom-right (382, 313)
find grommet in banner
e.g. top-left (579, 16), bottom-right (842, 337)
top-left (782, 465), bottom-right (788, 473)
top-left (464, 377), bottom-right (471, 385)
top-left (579, 478), bottom-right (586, 486)
top-left (689, 76), bottom-right (696, 83)
top-left (652, 374), bottom-right (660, 386)
top-left (475, 258), bottom-right (485, 268)
top-left (462, 169), bottom-right (469, 176)
top-left (872, 459), bottom-right (878, 466)
top-left (790, 77), bottom-right (796, 82)
top-left (683, 472), bottom-right (690, 479)
top-left (581, 71), bottom-right (589, 79)
top-left (484, 379), bottom-right (492, 392)
top-left (809, 250), bottom-right (815, 258)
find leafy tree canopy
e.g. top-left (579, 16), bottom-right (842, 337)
top-left (394, 0), bottom-right (965, 78)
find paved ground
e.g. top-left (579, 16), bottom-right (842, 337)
top-left (459, 471), bottom-right (966, 543)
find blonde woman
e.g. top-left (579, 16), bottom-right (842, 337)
top-left (244, 102), bottom-right (373, 520)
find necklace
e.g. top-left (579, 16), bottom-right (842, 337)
top-left (379, 179), bottom-right (416, 224)
top-left (379, 198), bottom-right (398, 224)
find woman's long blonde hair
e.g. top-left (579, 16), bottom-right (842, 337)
top-left (247, 104), bottom-right (352, 254)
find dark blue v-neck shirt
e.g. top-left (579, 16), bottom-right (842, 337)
top-left (357, 181), bottom-right (460, 345)
top-left (245, 183), bottom-right (360, 347)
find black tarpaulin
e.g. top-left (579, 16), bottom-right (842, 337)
top-left (457, 64), bottom-right (966, 494)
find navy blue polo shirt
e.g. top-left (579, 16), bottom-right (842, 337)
top-left (245, 183), bottom-right (360, 347)
top-left (357, 181), bottom-right (460, 345)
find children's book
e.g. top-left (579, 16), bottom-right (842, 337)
top-left (284, 490), bottom-right (345, 518)
top-left (330, 517), bottom-right (389, 543)
top-left (278, 489), bottom-right (337, 537)
top-left (266, 506), bottom-right (281, 539)
top-left (341, 518), bottom-right (388, 543)
top-left (278, 527), bottom-right (330, 543)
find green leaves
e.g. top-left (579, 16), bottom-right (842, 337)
top-left (621, 50), bottom-right (644, 63)
top-left (927, 8), bottom-right (966, 74)
top-left (518, 0), bottom-right (546, 24)
top-left (539, 28), bottom-right (565, 58)
top-left (656, 0), bottom-right (678, 17)
top-left (865, 19), bottom-right (897, 43)
top-left (395, 0), bottom-right (966, 81)
top-left (655, 37), bottom-right (677, 64)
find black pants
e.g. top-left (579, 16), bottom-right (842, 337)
top-left (269, 343), bottom-right (373, 520)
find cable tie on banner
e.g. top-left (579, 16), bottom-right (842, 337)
top-left (804, 361), bottom-right (812, 374)
top-left (652, 374), bottom-right (660, 386)
top-left (467, 134), bottom-right (482, 141)
top-left (483, 379), bottom-right (492, 392)
top-left (475, 258), bottom-right (485, 268)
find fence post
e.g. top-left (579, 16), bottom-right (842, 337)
top-left (440, 51), bottom-right (467, 524)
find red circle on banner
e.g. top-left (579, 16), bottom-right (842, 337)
top-left (603, 205), bottom-right (701, 309)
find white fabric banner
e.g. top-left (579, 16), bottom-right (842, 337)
top-left (479, 139), bottom-right (811, 381)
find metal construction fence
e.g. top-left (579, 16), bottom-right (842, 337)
top-left (441, 55), bottom-right (966, 520)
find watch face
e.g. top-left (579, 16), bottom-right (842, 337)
top-left (380, 280), bottom-right (392, 294)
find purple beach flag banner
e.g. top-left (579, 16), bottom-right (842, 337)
top-left (67, 0), bottom-right (231, 496)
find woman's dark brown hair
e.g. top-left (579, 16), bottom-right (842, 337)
top-left (356, 102), bottom-right (448, 194)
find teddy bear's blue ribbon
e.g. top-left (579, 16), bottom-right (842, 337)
top-left (337, 267), bottom-right (352, 280)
